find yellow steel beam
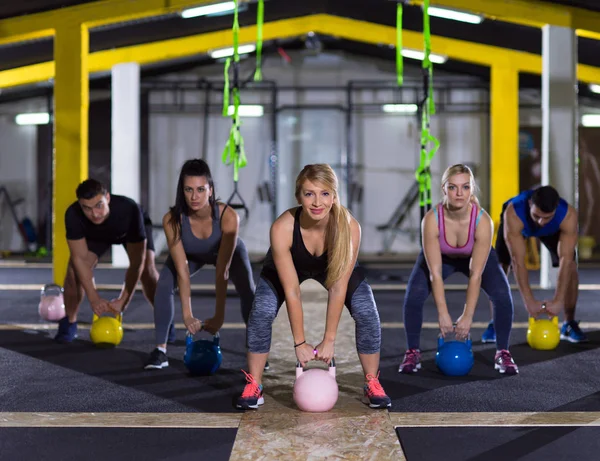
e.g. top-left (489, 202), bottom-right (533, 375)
top-left (53, 24), bottom-right (90, 285)
top-left (0, 62), bottom-right (54, 88)
top-left (489, 65), bottom-right (519, 229)
top-left (0, 15), bottom-right (318, 88)
top-left (1, 14), bottom-right (600, 89)
top-left (0, 27), bottom-right (54, 46)
top-left (89, 15), bottom-right (315, 73)
top-left (410, 0), bottom-right (600, 39)
top-left (0, 0), bottom-right (235, 46)
top-left (318, 15), bottom-right (525, 67)
top-left (2, 14), bottom-right (600, 89)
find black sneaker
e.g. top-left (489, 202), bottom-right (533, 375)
top-left (55, 317), bottom-right (78, 343)
top-left (144, 348), bottom-right (169, 370)
top-left (264, 361), bottom-right (270, 371)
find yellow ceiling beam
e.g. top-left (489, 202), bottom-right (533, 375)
top-left (410, 0), bottom-right (600, 39)
top-left (0, 14), bottom-right (600, 90)
top-left (0, 15), bottom-right (317, 88)
top-left (317, 14), bottom-right (533, 67)
top-left (0, 0), bottom-right (221, 46)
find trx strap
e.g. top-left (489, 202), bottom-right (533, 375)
top-left (221, 0), bottom-right (263, 222)
top-left (253, 0), bottom-right (264, 82)
top-left (396, 2), bottom-right (403, 86)
top-left (414, 0), bottom-right (440, 221)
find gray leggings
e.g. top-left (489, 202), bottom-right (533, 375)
top-left (246, 277), bottom-right (381, 354)
top-left (154, 242), bottom-right (255, 345)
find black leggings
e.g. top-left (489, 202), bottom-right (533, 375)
top-left (403, 248), bottom-right (514, 350)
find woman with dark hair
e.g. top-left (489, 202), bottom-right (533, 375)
top-left (144, 158), bottom-right (256, 370)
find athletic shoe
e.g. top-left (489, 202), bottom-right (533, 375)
top-left (398, 349), bottom-right (421, 373)
top-left (236, 370), bottom-right (264, 410)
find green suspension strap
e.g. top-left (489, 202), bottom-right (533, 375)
top-left (396, 2), bottom-right (403, 86)
top-left (222, 0), bottom-right (249, 221)
top-left (415, 0), bottom-right (440, 222)
top-left (253, 0), bottom-right (264, 81)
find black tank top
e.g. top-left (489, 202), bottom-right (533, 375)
top-left (180, 202), bottom-right (225, 266)
top-left (262, 207), bottom-right (328, 278)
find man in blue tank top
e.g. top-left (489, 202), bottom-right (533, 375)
top-left (488, 185), bottom-right (587, 343)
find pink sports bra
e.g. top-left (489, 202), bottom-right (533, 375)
top-left (435, 203), bottom-right (483, 257)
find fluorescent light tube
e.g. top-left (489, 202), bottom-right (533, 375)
top-left (181, 2), bottom-right (236, 19)
top-left (588, 84), bottom-right (600, 94)
top-left (228, 105), bottom-right (264, 117)
top-left (582, 114), bottom-right (600, 127)
top-left (427, 6), bottom-right (483, 24)
top-left (402, 49), bottom-right (447, 64)
top-left (382, 104), bottom-right (418, 114)
top-left (15, 112), bottom-right (50, 125)
top-left (210, 44), bottom-right (256, 59)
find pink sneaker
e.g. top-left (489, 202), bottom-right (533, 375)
top-left (236, 370), bottom-right (264, 409)
top-left (363, 372), bottom-right (392, 409)
top-left (398, 349), bottom-right (421, 373)
top-left (494, 349), bottom-right (519, 375)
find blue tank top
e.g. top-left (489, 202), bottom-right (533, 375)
top-left (506, 190), bottom-right (568, 238)
top-left (180, 202), bottom-right (225, 265)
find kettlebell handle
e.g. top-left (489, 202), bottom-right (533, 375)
top-left (185, 331), bottom-right (220, 347)
top-left (93, 313), bottom-right (123, 323)
top-left (41, 283), bottom-right (63, 295)
top-left (438, 331), bottom-right (472, 348)
top-left (295, 357), bottom-right (336, 378)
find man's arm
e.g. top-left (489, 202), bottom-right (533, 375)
top-left (549, 206), bottom-right (578, 314)
top-left (67, 238), bottom-right (109, 314)
top-left (113, 240), bottom-right (147, 312)
top-left (504, 204), bottom-right (540, 316)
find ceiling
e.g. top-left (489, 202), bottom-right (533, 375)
top-left (1, 0), bottom-right (600, 102)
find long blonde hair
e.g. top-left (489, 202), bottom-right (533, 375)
top-left (441, 164), bottom-right (480, 206)
top-left (295, 164), bottom-right (353, 288)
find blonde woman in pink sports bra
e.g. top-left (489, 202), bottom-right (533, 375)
top-left (398, 164), bottom-right (519, 376)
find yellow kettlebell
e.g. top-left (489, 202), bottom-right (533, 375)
top-left (90, 313), bottom-right (124, 348)
top-left (527, 315), bottom-right (560, 351)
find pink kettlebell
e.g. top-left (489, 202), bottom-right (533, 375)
top-left (293, 358), bottom-right (339, 412)
top-left (38, 284), bottom-right (66, 322)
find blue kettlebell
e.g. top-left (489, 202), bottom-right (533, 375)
top-left (184, 331), bottom-right (223, 376)
top-left (435, 335), bottom-right (474, 377)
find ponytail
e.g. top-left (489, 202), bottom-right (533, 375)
top-left (325, 202), bottom-right (353, 288)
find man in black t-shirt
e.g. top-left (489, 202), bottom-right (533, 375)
top-left (55, 179), bottom-right (160, 343)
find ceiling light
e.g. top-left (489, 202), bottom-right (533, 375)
top-left (210, 44), bottom-right (256, 59)
top-left (427, 6), bottom-right (483, 24)
top-left (181, 2), bottom-right (236, 19)
top-left (588, 84), bottom-right (600, 94)
top-left (15, 112), bottom-right (50, 125)
top-left (582, 114), bottom-right (600, 127)
top-left (382, 104), bottom-right (418, 114)
top-left (228, 105), bottom-right (264, 117)
top-left (402, 49), bottom-right (447, 64)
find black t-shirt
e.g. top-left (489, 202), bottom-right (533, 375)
top-left (65, 194), bottom-right (146, 244)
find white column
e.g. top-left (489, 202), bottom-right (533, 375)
top-left (540, 25), bottom-right (578, 288)
top-left (111, 62), bottom-right (140, 268)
